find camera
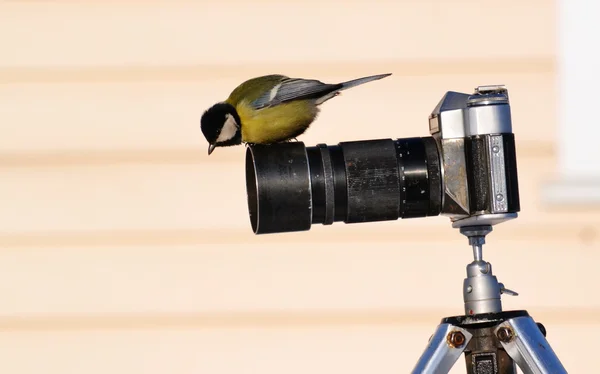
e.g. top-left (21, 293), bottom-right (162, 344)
top-left (245, 85), bottom-right (520, 234)
top-left (241, 85), bottom-right (570, 373)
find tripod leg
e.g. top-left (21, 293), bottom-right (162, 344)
top-left (412, 323), bottom-right (473, 374)
top-left (495, 316), bottom-right (568, 374)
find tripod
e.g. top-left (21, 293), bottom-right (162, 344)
top-left (411, 219), bottom-right (568, 374)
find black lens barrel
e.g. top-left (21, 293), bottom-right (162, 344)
top-left (245, 141), bottom-right (312, 234)
top-left (396, 137), bottom-right (442, 218)
top-left (245, 137), bottom-right (442, 234)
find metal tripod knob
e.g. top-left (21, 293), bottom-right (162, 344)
top-left (500, 283), bottom-right (518, 296)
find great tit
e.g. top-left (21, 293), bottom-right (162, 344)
top-left (200, 73), bottom-right (392, 155)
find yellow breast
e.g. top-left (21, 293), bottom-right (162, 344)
top-left (236, 100), bottom-right (319, 144)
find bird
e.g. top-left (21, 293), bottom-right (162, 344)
top-left (200, 73), bottom-right (392, 155)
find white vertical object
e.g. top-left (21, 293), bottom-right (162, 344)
top-left (543, 0), bottom-right (600, 204)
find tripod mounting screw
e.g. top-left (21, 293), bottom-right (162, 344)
top-left (447, 331), bottom-right (466, 348)
top-left (459, 225), bottom-right (493, 238)
top-left (496, 326), bottom-right (514, 343)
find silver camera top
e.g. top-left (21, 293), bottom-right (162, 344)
top-left (429, 85), bottom-right (512, 139)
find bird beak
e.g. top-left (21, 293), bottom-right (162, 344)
top-left (208, 143), bottom-right (216, 155)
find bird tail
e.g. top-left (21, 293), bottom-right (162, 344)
top-left (338, 73), bottom-right (392, 91)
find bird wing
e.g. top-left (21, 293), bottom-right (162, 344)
top-left (250, 78), bottom-right (342, 110)
top-left (226, 75), bottom-right (286, 107)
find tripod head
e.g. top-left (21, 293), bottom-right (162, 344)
top-left (459, 224), bottom-right (517, 316)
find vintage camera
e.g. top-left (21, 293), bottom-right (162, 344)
top-left (245, 85), bottom-right (520, 234)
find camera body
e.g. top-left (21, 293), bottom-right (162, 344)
top-left (245, 85), bottom-right (520, 234)
top-left (429, 85), bottom-right (520, 226)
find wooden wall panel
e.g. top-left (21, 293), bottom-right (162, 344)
top-left (0, 1), bottom-right (554, 68)
top-left (0, 324), bottom-right (594, 374)
top-left (0, 73), bottom-right (556, 154)
top-left (0, 241), bottom-right (598, 317)
top-left (0, 0), bottom-right (597, 373)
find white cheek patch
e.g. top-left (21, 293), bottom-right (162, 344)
top-left (216, 113), bottom-right (239, 143)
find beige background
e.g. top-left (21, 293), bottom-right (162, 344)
top-left (0, 0), bottom-right (598, 373)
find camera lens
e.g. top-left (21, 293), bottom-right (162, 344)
top-left (245, 137), bottom-right (442, 234)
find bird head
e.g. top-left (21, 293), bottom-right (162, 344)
top-left (200, 102), bottom-right (242, 155)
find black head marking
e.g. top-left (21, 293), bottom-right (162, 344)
top-left (200, 102), bottom-right (243, 149)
